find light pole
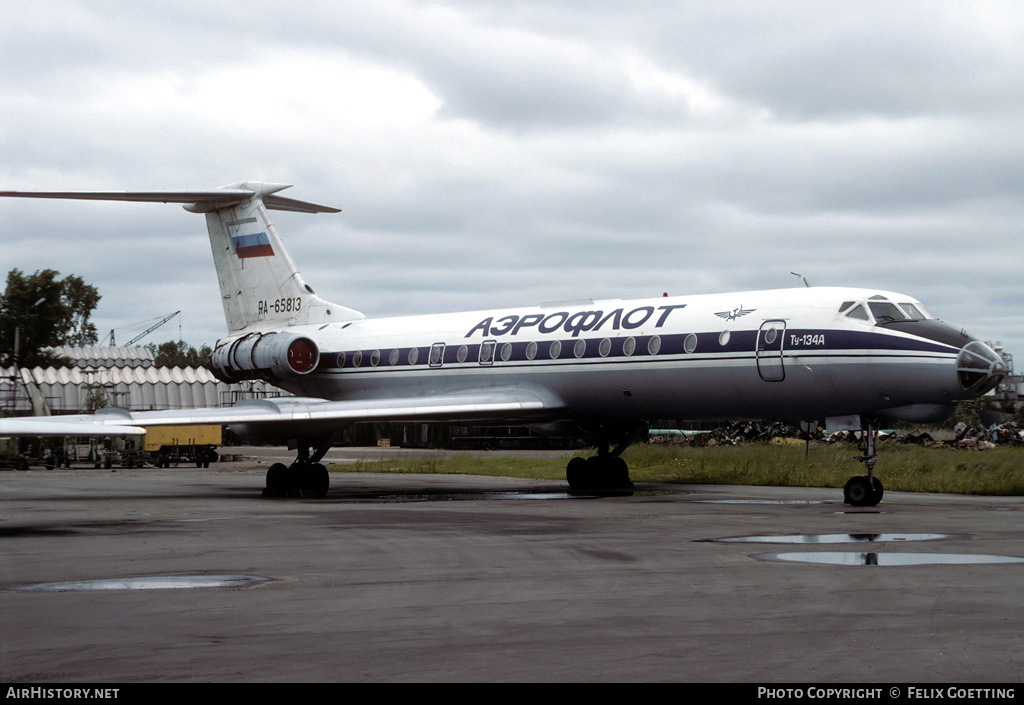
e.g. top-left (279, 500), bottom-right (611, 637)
top-left (1, 295), bottom-right (47, 414)
top-left (1, 295), bottom-right (46, 367)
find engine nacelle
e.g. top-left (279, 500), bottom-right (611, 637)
top-left (209, 331), bottom-right (319, 383)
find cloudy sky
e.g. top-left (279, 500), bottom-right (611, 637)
top-left (1, 1), bottom-right (1021, 364)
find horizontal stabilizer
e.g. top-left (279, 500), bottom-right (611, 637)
top-left (0, 183), bottom-right (340, 214)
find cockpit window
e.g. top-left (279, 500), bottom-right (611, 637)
top-left (844, 298), bottom-right (931, 325)
top-left (845, 304), bottom-right (870, 321)
top-left (867, 301), bottom-right (909, 322)
top-left (899, 302), bottom-right (926, 320)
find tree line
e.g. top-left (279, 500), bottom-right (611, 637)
top-left (1, 268), bottom-right (211, 369)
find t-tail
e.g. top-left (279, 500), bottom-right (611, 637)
top-left (187, 182), bottom-right (363, 334)
top-left (0, 182), bottom-right (364, 335)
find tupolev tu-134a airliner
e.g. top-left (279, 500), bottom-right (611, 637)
top-left (0, 182), bottom-right (1007, 506)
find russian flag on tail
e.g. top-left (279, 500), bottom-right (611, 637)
top-left (232, 232), bottom-right (274, 259)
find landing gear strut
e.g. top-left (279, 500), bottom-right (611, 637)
top-left (565, 427), bottom-right (635, 492)
top-left (263, 437), bottom-right (332, 498)
top-left (844, 418), bottom-right (884, 507)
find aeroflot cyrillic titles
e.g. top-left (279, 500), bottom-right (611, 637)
top-left (464, 304), bottom-right (687, 339)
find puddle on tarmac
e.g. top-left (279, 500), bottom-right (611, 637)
top-left (490, 492), bottom-right (584, 500)
top-left (753, 552), bottom-right (1024, 566)
top-left (13, 574), bottom-right (270, 591)
top-left (353, 491), bottom-right (596, 502)
top-left (694, 499), bottom-right (830, 505)
top-left (709, 533), bottom-right (954, 544)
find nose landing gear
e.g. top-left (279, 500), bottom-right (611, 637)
top-left (844, 418), bottom-right (884, 507)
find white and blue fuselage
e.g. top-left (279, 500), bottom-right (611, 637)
top-left (237, 286), bottom-right (1000, 428)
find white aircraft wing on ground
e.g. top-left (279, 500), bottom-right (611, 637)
top-left (0, 419), bottom-right (147, 437)
top-left (3, 388), bottom-right (552, 437)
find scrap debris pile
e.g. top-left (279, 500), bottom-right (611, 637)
top-left (649, 421), bottom-right (814, 447)
top-left (948, 421), bottom-right (1024, 449)
top-left (650, 419), bottom-right (1024, 449)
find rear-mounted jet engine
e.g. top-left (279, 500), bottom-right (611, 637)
top-left (209, 331), bottom-right (319, 383)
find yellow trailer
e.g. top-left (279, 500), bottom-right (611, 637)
top-left (142, 424), bottom-right (222, 467)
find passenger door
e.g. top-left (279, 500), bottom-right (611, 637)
top-left (756, 320), bottom-right (786, 382)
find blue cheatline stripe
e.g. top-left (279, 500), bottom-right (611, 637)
top-left (232, 232), bottom-right (274, 258)
top-left (314, 328), bottom-right (958, 372)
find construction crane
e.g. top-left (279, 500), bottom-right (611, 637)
top-left (109, 311), bottom-right (181, 347)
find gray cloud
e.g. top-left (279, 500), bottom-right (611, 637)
top-left (1, 0), bottom-right (1020, 362)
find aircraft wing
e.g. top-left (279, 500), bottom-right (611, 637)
top-left (0, 389), bottom-right (557, 437)
top-left (0, 418), bottom-right (147, 437)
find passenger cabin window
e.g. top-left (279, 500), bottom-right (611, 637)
top-left (683, 333), bottom-right (697, 354)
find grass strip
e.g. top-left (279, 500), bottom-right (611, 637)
top-left (332, 442), bottom-right (1024, 496)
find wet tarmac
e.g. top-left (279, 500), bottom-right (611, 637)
top-left (2, 448), bottom-right (1024, 682)
top-left (14, 575), bottom-right (270, 591)
top-left (708, 532), bottom-right (956, 543)
top-left (753, 552), bottom-right (1024, 567)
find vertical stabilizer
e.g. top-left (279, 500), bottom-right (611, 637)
top-left (189, 182), bottom-right (364, 334)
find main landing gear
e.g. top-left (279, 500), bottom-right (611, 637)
top-left (263, 438), bottom-right (332, 498)
top-left (565, 428), bottom-right (635, 492)
top-left (843, 418), bottom-right (884, 507)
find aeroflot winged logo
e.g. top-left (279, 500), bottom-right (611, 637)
top-left (232, 232), bottom-right (275, 259)
top-left (715, 305), bottom-right (756, 321)
top-left (465, 304), bottom-right (687, 338)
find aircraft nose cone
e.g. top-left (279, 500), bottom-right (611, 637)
top-left (956, 340), bottom-right (1006, 394)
